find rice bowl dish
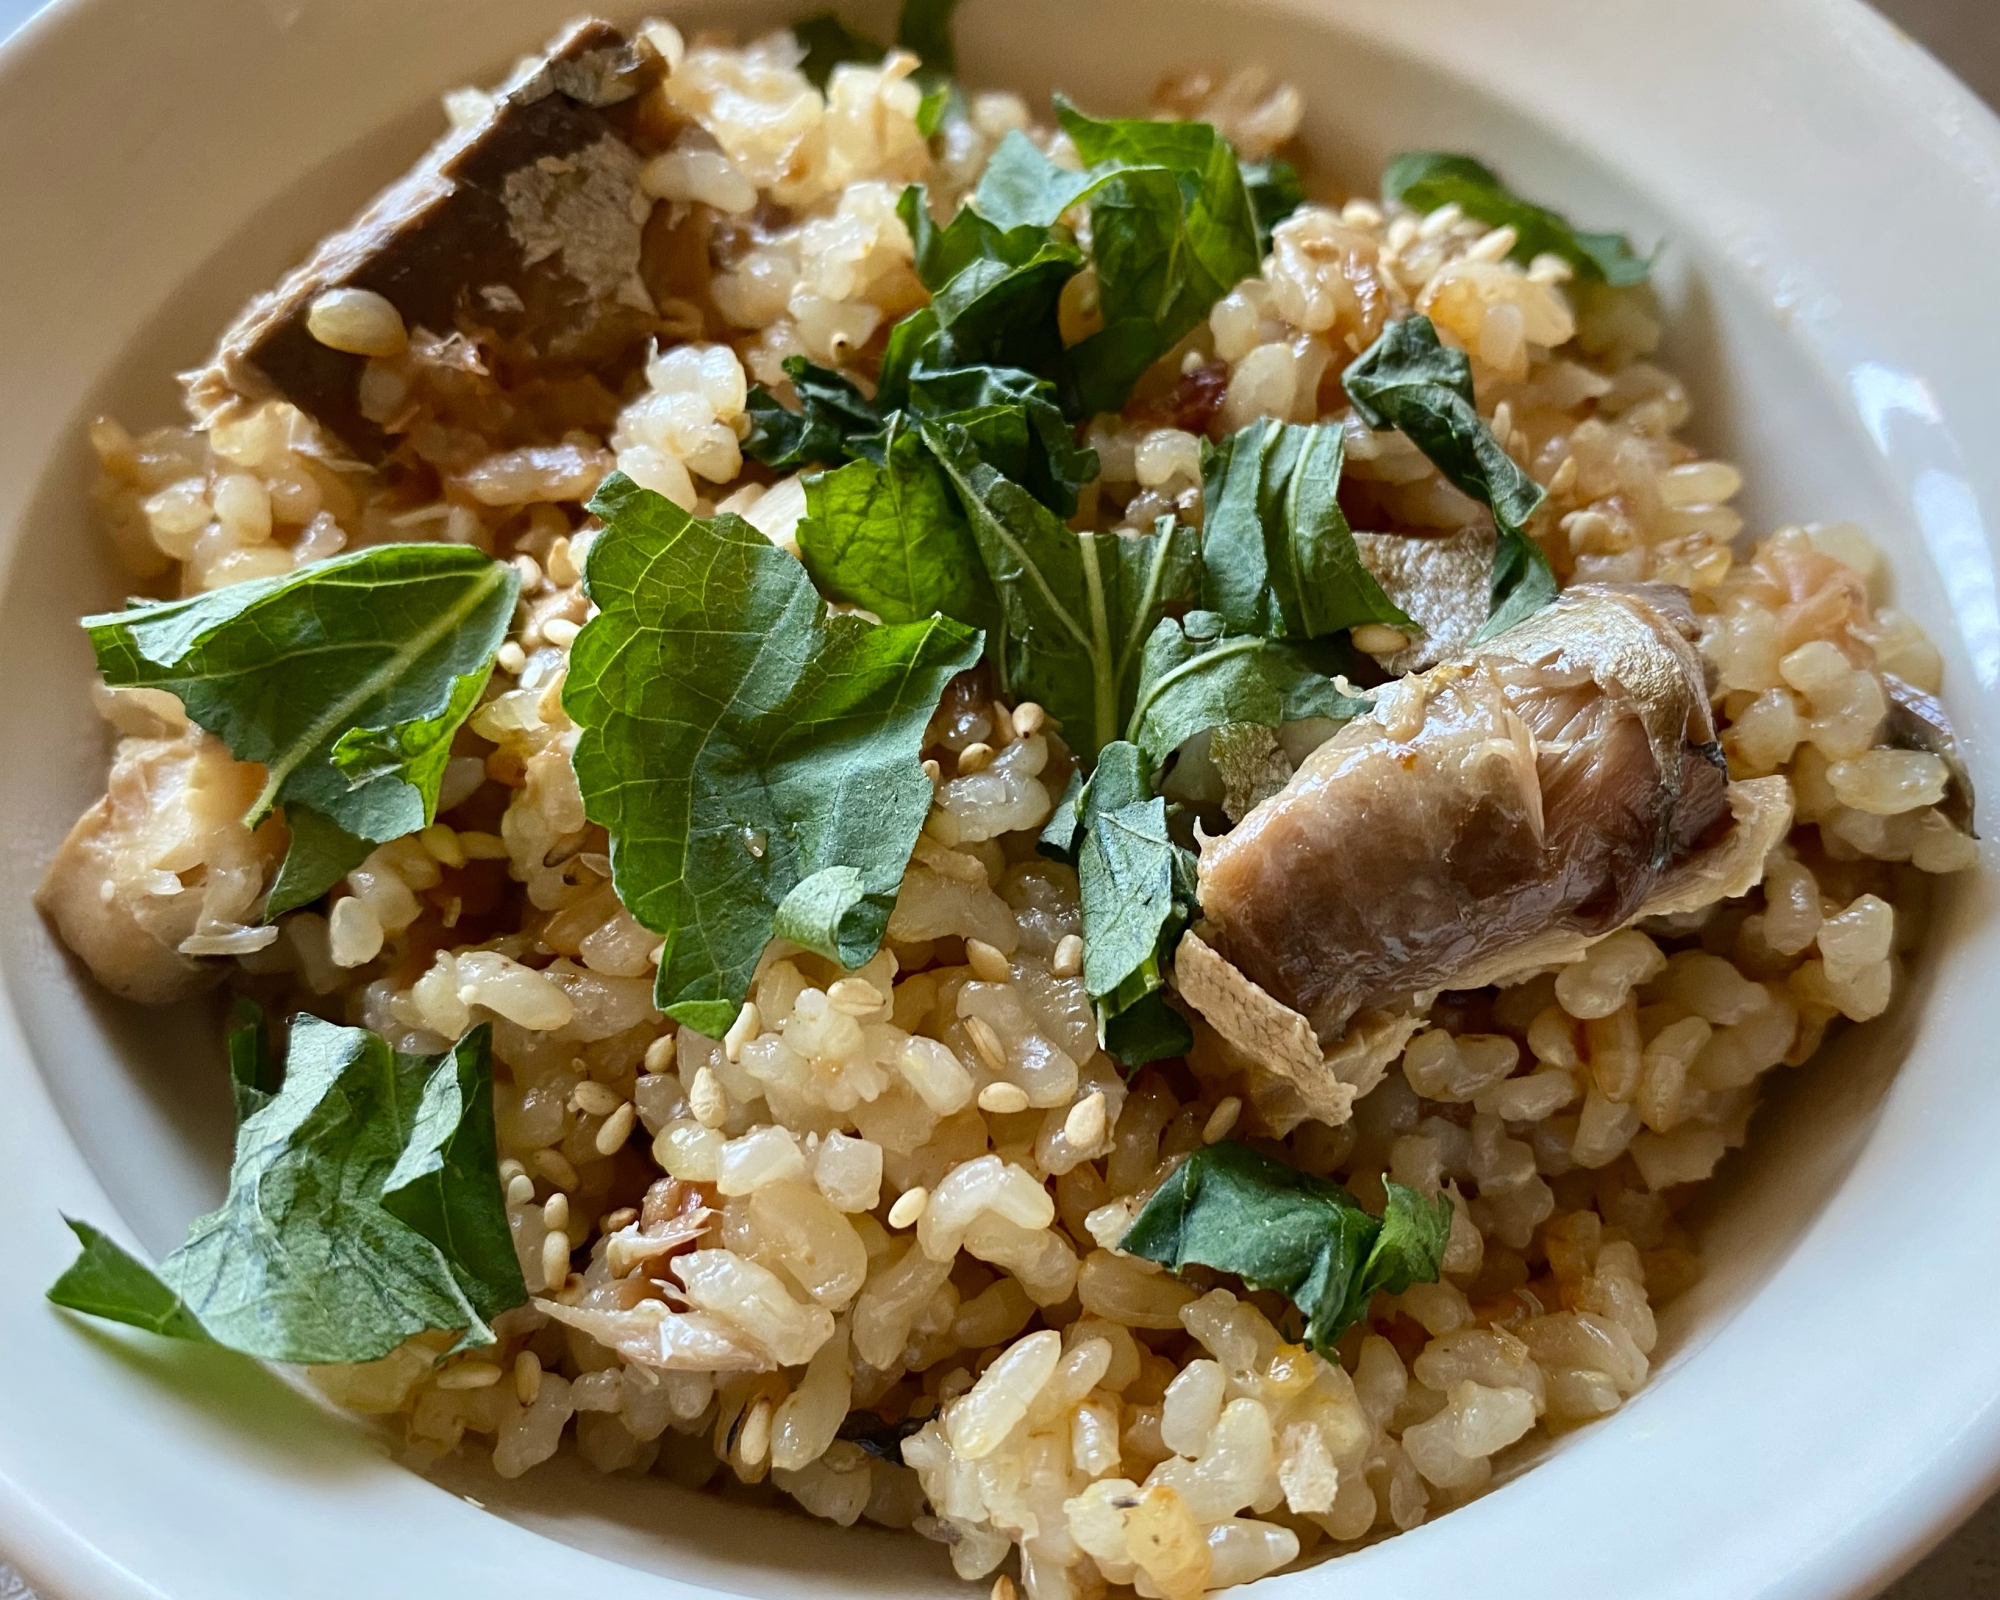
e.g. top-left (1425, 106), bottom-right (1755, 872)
top-left (25, 6), bottom-right (1985, 1598)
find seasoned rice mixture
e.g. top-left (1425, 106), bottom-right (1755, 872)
top-left (42, 12), bottom-right (1979, 1599)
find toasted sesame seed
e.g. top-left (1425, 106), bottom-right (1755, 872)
top-left (644, 1033), bottom-right (678, 1074)
top-left (690, 1066), bottom-right (728, 1129)
top-left (1052, 935), bottom-right (1084, 979)
top-left (977, 1081), bottom-right (1030, 1115)
top-left (956, 741), bottom-right (996, 775)
top-left (1064, 1091), bottom-right (1107, 1149)
top-left (922, 758), bottom-right (943, 783)
top-left (966, 939), bottom-right (1012, 983)
top-left (1011, 701), bottom-right (1046, 737)
top-left (1202, 1096), bottom-right (1243, 1144)
top-left (1352, 623), bottom-right (1411, 656)
top-left (419, 823), bottom-right (466, 869)
top-left (723, 1001), bottom-right (761, 1063)
top-left (435, 1360), bottom-right (503, 1390)
top-left (514, 1350), bottom-right (543, 1406)
top-left (540, 1229), bottom-right (570, 1288)
top-left (964, 1015), bottom-right (1008, 1073)
top-left (305, 287), bottom-right (408, 357)
top-left (457, 830), bottom-right (510, 860)
top-left (887, 1186), bottom-right (929, 1228)
top-left (571, 1080), bottom-right (624, 1118)
top-left (532, 1148), bottom-right (579, 1190)
top-left (827, 977), bottom-right (886, 1015)
top-left (541, 1191), bottom-right (570, 1232)
top-left (738, 1396), bottom-right (773, 1467)
top-left (496, 641), bottom-right (528, 676)
top-left (542, 617), bottom-right (581, 649)
top-left (545, 535), bottom-right (579, 588)
top-left (505, 1172), bottom-right (536, 1207)
top-left (594, 1100), bottom-right (637, 1155)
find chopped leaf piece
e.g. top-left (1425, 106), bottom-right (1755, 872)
top-left (1382, 151), bottom-right (1651, 286)
top-left (895, 0), bottom-right (963, 78)
top-left (923, 422), bottom-right (1195, 761)
top-left (742, 356), bottom-right (885, 471)
top-left (225, 998), bottom-right (279, 1127)
top-left (565, 475), bottom-right (983, 1032)
top-left (1241, 157), bottom-right (1305, 253)
top-left (974, 104), bottom-right (1261, 415)
top-left (49, 1019), bottom-right (526, 1363)
top-left (1126, 611), bottom-right (1370, 772)
top-left (1199, 418), bottom-right (1411, 641)
top-left (264, 805), bottom-right (373, 918)
top-left (85, 544), bottom-right (519, 910)
top-left (1120, 1141), bottom-right (1453, 1352)
top-left (47, 1218), bottom-right (210, 1342)
top-left (906, 363), bottom-right (1097, 515)
top-left (1068, 741), bottom-right (1197, 1068)
top-left (797, 417), bottom-right (995, 627)
top-left (793, 13), bottom-right (884, 88)
top-left (1342, 316), bottom-right (1557, 638)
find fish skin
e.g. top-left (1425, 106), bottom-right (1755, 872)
top-left (1196, 582), bottom-right (1731, 1040)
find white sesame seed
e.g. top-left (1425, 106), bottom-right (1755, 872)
top-left (497, 641), bottom-right (528, 675)
top-left (541, 1191), bottom-right (570, 1232)
top-left (964, 1015), bottom-right (1008, 1073)
top-left (542, 617), bottom-right (581, 649)
top-left (305, 287), bottom-right (408, 357)
top-left (1011, 701), bottom-right (1046, 738)
top-left (738, 1396), bottom-right (773, 1467)
top-left (571, 1080), bottom-right (624, 1118)
top-left (1064, 1091), bottom-right (1107, 1150)
top-left (1352, 623), bottom-right (1411, 656)
top-left (887, 1186), bottom-right (929, 1228)
top-left (457, 830), bottom-right (510, 860)
top-left (498, 1158), bottom-right (526, 1184)
top-left (827, 977), bottom-right (886, 1015)
top-left (435, 1361), bottom-right (503, 1390)
top-left (504, 1172), bottom-right (536, 1207)
top-left (956, 741), bottom-right (996, 775)
top-left (540, 1229), bottom-right (571, 1289)
top-left (644, 1033), bottom-right (678, 1074)
top-left (723, 1001), bottom-right (761, 1063)
top-left (977, 1081), bottom-right (1030, 1115)
top-left (690, 1066), bottom-right (728, 1129)
top-left (514, 1350), bottom-right (543, 1406)
top-left (1052, 935), bottom-right (1084, 979)
top-left (532, 1148), bottom-right (579, 1190)
top-left (594, 1101), bottom-right (637, 1155)
top-left (922, 758), bottom-right (943, 783)
top-left (1202, 1096), bottom-right (1243, 1144)
top-left (965, 939), bottom-right (1012, 983)
top-left (545, 535), bottom-right (579, 588)
top-left (419, 823), bottom-right (466, 868)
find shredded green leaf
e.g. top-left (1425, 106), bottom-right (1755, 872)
top-left (1342, 315), bottom-right (1558, 639)
top-left (1121, 1142), bottom-right (1454, 1352)
top-left (742, 355), bottom-right (886, 471)
top-left (48, 1019), bottom-right (524, 1363)
top-left (1199, 417), bottom-right (1411, 641)
top-left (792, 13), bottom-right (885, 88)
top-left (1240, 157), bottom-right (1305, 253)
top-left (1382, 151), bottom-right (1651, 287)
top-left (225, 998), bottom-right (279, 1127)
top-left (923, 422), bottom-right (1194, 763)
top-left (86, 543), bottom-right (518, 914)
top-left (974, 101), bottom-right (1262, 415)
top-left (565, 474), bottom-right (983, 1034)
top-left (1126, 611), bottom-right (1370, 773)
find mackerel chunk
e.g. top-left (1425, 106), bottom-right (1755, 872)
top-left (185, 18), bottom-right (663, 460)
top-left (1197, 583), bottom-right (1735, 1041)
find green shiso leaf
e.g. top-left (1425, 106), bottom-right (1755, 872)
top-left (49, 1019), bottom-right (524, 1363)
top-left (564, 473), bottom-right (983, 1033)
top-left (85, 543), bottom-right (518, 914)
top-left (1342, 315), bottom-right (1558, 639)
top-left (1382, 151), bottom-right (1651, 286)
top-left (1121, 1141), bottom-right (1454, 1353)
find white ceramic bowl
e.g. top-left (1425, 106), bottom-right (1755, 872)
top-left (2, 0), bottom-right (1997, 1595)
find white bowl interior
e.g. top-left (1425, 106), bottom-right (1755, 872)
top-left (0, 0), bottom-right (1995, 1597)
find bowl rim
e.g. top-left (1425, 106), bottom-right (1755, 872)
top-left (2, 0), bottom-right (1999, 1596)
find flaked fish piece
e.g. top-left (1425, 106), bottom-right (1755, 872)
top-left (1352, 525), bottom-right (1495, 674)
top-left (1185, 584), bottom-right (1794, 1075)
top-left (186, 18), bottom-right (664, 460)
top-left (535, 1297), bottom-right (775, 1372)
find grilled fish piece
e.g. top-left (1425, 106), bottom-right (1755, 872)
top-left (1882, 673), bottom-right (1977, 836)
top-left (186, 18), bottom-right (664, 460)
top-left (1181, 584), bottom-right (1792, 1118)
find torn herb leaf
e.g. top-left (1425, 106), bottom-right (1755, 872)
top-left (796, 415), bottom-right (995, 627)
top-left (1342, 315), bottom-right (1557, 638)
top-left (742, 356), bottom-right (885, 471)
top-left (923, 421), bottom-right (1195, 762)
top-left (85, 543), bottom-right (518, 915)
top-left (1241, 157), bottom-right (1305, 253)
top-left (566, 475), bottom-right (983, 1034)
top-left (974, 104), bottom-right (1261, 415)
top-left (1069, 740), bottom-right (1198, 1068)
top-left (1382, 151), bottom-right (1651, 287)
top-left (49, 1019), bottom-right (525, 1363)
top-left (1126, 611), bottom-right (1371, 773)
top-left (1199, 417), bottom-right (1411, 641)
top-left (226, 997), bottom-right (279, 1128)
top-left (1120, 1141), bottom-right (1454, 1353)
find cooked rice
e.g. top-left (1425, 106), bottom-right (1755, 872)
top-left (66, 17), bottom-right (1976, 1596)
